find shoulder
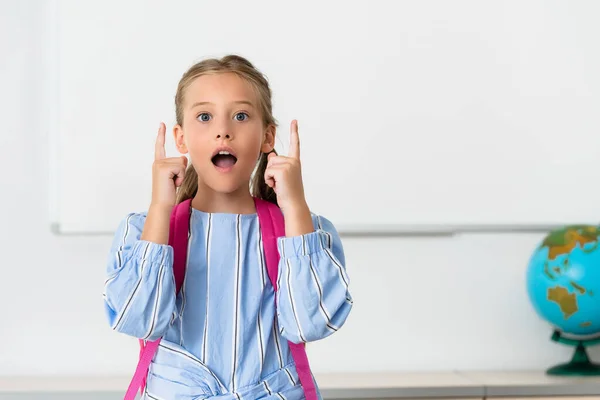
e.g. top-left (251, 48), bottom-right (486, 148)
top-left (309, 212), bottom-right (343, 251)
top-left (309, 212), bottom-right (338, 234)
top-left (119, 211), bottom-right (148, 227)
top-left (113, 211), bottom-right (149, 237)
top-left (308, 212), bottom-right (345, 262)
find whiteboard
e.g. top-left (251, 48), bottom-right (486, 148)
top-left (51, 0), bottom-right (600, 234)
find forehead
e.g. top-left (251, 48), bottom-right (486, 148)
top-left (184, 72), bottom-right (258, 107)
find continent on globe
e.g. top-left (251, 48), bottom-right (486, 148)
top-left (571, 281), bottom-right (587, 295)
top-left (548, 286), bottom-right (578, 318)
top-left (541, 225), bottom-right (600, 260)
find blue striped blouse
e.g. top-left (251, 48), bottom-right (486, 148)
top-left (103, 207), bottom-right (353, 400)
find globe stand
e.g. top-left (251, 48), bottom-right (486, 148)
top-left (547, 330), bottom-right (600, 376)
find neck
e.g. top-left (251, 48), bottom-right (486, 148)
top-left (191, 179), bottom-right (256, 214)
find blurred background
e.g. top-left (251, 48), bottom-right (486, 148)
top-left (3, 0), bottom-right (600, 398)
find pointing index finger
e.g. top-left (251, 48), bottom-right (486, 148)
top-left (288, 120), bottom-right (300, 160)
top-left (155, 122), bottom-right (167, 160)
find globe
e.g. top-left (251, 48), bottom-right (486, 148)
top-left (526, 225), bottom-right (600, 375)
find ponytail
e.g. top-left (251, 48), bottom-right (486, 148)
top-left (250, 151), bottom-right (278, 206)
top-left (175, 164), bottom-right (199, 204)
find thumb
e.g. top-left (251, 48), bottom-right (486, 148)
top-left (174, 157), bottom-right (188, 187)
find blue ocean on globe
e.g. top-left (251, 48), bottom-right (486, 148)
top-left (526, 225), bottom-right (600, 337)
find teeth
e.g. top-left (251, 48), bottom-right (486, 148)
top-left (218, 151), bottom-right (231, 156)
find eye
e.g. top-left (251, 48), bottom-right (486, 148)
top-left (234, 112), bottom-right (249, 122)
top-left (197, 113), bottom-right (211, 122)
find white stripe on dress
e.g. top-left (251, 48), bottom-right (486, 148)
top-left (301, 234), bottom-right (308, 256)
top-left (121, 214), bottom-right (132, 250)
top-left (257, 223), bottom-right (266, 370)
top-left (316, 215), bottom-right (332, 249)
top-left (263, 381), bottom-right (273, 396)
top-left (103, 214), bottom-right (134, 294)
top-left (308, 254), bottom-right (339, 333)
top-left (274, 239), bottom-right (291, 359)
top-left (201, 213), bottom-right (212, 360)
top-left (179, 208), bottom-right (192, 346)
top-left (274, 240), bottom-right (285, 359)
top-left (143, 250), bottom-right (168, 339)
top-left (286, 259), bottom-right (307, 342)
top-left (322, 245), bottom-right (353, 306)
top-left (324, 247), bottom-right (350, 289)
top-left (284, 367), bottom-right (295, 385)
top-left (231, 214), bottom-right (242, 390)
top-left (273, 320), bottom-right (284, 368)
top-left (112, 242), bottom-right (150, 330)
top-left (277, 241), bottom-right (285, 291)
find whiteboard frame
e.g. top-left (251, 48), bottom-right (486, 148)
top-left (46, 0), bottom-right (598, 237)
top-left (49, 222), bottom-right (563, 237)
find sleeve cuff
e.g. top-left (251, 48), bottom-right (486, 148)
top-left (130, 240), bottom-right (173, 263)
top-left (277, 229), bottom-right (330, 258)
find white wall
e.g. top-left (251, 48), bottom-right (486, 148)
top-left (0, 0), bottom-right (591, 378)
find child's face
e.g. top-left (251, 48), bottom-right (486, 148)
top-left (174, 72), bottom-right (275, 195)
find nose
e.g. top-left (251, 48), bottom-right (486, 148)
top-left (215, 116), bottom-right (233, 140)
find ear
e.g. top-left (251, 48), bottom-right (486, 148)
top-left (173, 124), bottom-right (188, 154)
top-left (261, 124), bottom-right (276, 153)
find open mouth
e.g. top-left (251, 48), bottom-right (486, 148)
top-left (211, 150), bottom-right (238, 169)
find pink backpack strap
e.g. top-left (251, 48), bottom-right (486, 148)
top-left (124, 199), bottom-right (192, 400)
top-left (254, 198), bottom-right (318, 400)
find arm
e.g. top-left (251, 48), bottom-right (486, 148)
top-left (102, 212), bottom-right (176, 341)
top-left (275, 214), bottom-right (353, 343)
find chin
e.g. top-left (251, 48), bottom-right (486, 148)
top-left (205, 179), bottom-right (247, 195)
top-left (198, 165), bottom-right (253, 195)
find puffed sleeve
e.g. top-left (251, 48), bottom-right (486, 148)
top-left (275, 214), bottom-right (353, 343)
top-left (103, 212), bottom-right (176, 341)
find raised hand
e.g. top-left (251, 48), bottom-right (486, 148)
top-left (151, 122), bottom-right (188, 208)
top-left (264, 120), bottom-right (307, 215)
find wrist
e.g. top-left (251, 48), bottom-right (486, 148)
top-left (282, 198), bottom-right (309, 217)
top-left (284, 201), bottom-right (313, 237)
top-left (148, 203), bottom-right (174, 215)
top-left (142, 203), bottom-right (173, 244)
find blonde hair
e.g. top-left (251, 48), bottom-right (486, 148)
top-left (174, 54), bottom-right (278, 205)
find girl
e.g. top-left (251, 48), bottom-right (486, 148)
top-left (103, 55), bottom-right (353, 400)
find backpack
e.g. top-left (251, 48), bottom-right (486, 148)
top-left (123, 197), bottom-right (318, 400)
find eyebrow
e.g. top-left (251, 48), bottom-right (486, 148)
top-left (190, 100), bottom-right (255, 109)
